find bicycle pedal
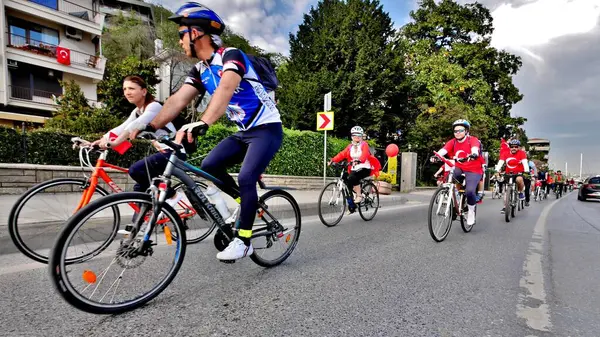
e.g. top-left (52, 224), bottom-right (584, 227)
top-left (220, 259), bottom-right (236, 264)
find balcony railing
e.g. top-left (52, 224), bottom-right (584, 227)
top-left (7, 33), bottom-right (104, 70)
top-left (9, 85), bottom-right (101, 108)
top-left (8, 85), bottom-right (58, 106)
top-left (28, 0), bottom-right (100, 24)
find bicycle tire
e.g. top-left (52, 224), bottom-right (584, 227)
top-left (48, 192), bottom-right (186, 314)
top-left (428, 187), bottom-right (453, 242)
top-left (511, 190), bottom-right (516, 218)
top-left (504, 186), bottom-right (512, 223)
top-left (172, 181), bottom-right (216, 244)
top-left (317, 181), bottom-right (346, 227)
top-left (358, 182), bottom-right (379, 221)
top-left (249, 189), bottom-right (301, 268)
top-left (8, 178), bottom-right (117, 264)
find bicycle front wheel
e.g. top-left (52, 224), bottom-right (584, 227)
top-left (428, 187), bottom-right (453, 242)
top-left (358, 181), bottom-right (379, 221)
top-left (250, 189), bottom-right (301, 268)
top-left (504, 186), bottom-right (512, 223)
top-left (318, 181), bottom-right (346, 227)
top-left (48, 192), bottom-right (186, 315)
top-left (8, 178), bottom-right (117, 264)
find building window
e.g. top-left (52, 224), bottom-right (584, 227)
top-left (31, 0), bottom-right (58, 10)
top-left (9, 62), bottom-right (63, 102)
top-left (8, 17), bottom-right (59, 48)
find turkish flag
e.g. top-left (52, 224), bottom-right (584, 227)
top-left (56, 46), bottom-right (71, 65)
top-left (500, 138), bottom-right (510, 161)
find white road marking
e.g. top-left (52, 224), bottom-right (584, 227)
top-left (516, 198), bottom-right (560, 333)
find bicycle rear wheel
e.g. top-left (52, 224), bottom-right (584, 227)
top-left (358, 181), bottom-right (379, 221)
top-left (48, 192), bottom-right (186, 314)
top-left (428, 187), bottom-right (453, 242)
top-left (317, 181), bottom-right (346, 227)
top-left (250, 189), bottom-right (301, 268)
top-left (8, 178), bottom-right (117, 264)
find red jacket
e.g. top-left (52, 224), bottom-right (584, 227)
top-left (332, 142), bottom-right (382, 177)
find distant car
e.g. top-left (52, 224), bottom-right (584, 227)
top-left (578, 176), bottom-right (600, 201)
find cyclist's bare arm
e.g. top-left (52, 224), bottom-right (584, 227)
top-left (145, 84), bottom-right (200, 134)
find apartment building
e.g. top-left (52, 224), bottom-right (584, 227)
top-left (0, 0), bottom-right (106, 128)
top-left (528, 138), bottom-right (551, 162)
top-left (100, 0), bottom-right (154, 28)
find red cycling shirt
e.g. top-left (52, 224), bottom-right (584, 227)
top-left (442, 136), bottom-right (483, 174)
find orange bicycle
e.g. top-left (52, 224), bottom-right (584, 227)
top-left (8, 137), bottom-right (212, 264)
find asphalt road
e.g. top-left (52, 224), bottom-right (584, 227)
top-left (0, 190), bottom-right (598, 337)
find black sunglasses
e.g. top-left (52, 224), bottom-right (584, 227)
top-left (178, 29), bottom-right (190, 40)
top-left (510, 145), bottom-right (519, 148)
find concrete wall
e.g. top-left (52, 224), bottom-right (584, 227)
top-left (0, 164), bottom-right (338, 194)
top-left (62, 73), bottom-right (98, 100)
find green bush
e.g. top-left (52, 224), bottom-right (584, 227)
top-left (0, 125), bottom-right (377, 176)
top-left (0, 127), bottom-right (23, 163)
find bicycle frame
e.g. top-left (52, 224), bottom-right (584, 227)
top-left (433, 152), bottom-right (465, 218)
top-left (75, 148), bottom-right (128, 211)
top-left (144, 137), bottom-right (281, 244)
top-left (71, 141), bottom-right (197, 224)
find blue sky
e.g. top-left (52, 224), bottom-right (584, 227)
top-left (148, 0), bottom-right (600, 175)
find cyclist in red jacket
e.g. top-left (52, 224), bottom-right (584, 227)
top-left (329, 126), bottom-right (380, 213)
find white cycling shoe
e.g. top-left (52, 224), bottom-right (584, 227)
top-left (216, 237), bottom-right (253, 260)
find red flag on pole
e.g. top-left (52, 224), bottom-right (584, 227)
top-left (56, 46), bottom-right (71, 65)
top-left (500, 138), bottom-right (510, 161)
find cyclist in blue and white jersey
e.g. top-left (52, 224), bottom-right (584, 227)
top-left (133, 2), bottom-right (282, 261)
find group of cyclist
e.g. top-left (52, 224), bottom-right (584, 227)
top-left (79, 2), bottom-right (574, 262)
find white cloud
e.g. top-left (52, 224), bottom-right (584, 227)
top-left (149, 0), bottom-right (316, 55)
top-left (490, 0), bottom-right (600, 61)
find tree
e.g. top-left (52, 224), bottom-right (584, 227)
top-left (46, 80), bottom-right (121, 135)
top-left (97, 56), bottom-right (161, 118)
top-left (102, 11), bottom-right (155, 62)
top-left (400, 0), bottom-right (526, 180)
top-left (277, 0), bottom-right (403, 137)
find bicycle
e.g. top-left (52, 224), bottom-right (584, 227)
top-left (533, 180), bottom-right (545, 202)
top-left (554, 183), bottom-right (563, 199)
top-left (491, 178), bottom-right (503, 199)
top-left (317, 161), bottom-right (380, 227)
top-left (48, 134), bottom-right (301, 314)
top-left (501, 173), bottom-right (526, 223)
top-left (8, 138), bottom-right (214, 264)
top-left (427, 152), bottom-right (476, 242)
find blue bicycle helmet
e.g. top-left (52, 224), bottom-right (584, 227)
top-left (452, 119), bottom-right (471, 130)
top-left (169, 2), bottom-right (225, 35)
top-left (509, 139), bottom-right (521, 146)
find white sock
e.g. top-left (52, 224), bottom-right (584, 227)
top-left (468, 205), bottom-right (475, 212)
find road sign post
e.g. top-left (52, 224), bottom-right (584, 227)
top-left (320, 92), bottom-right (333, 185)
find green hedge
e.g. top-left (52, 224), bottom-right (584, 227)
top-left (0, 125), bottom-right (376, 177)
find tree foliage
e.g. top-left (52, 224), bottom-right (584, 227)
top-left (278, 0), bottom-right (403, 139)
top-left (102, 12), bottom-right (155, 61)
top-left (46, 80), bottom-right (121, 135)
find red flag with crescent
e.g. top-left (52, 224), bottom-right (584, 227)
top-left (56, 46), bottom-right (71, 65)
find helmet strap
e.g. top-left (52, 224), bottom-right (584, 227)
top-left (187, 26), bottom-right (206, 59)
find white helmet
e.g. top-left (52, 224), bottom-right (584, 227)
top-left (350, 126), bottom-right (364, 136)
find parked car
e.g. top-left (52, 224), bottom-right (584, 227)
top-left (578, 176), bottom-right (600, 201)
